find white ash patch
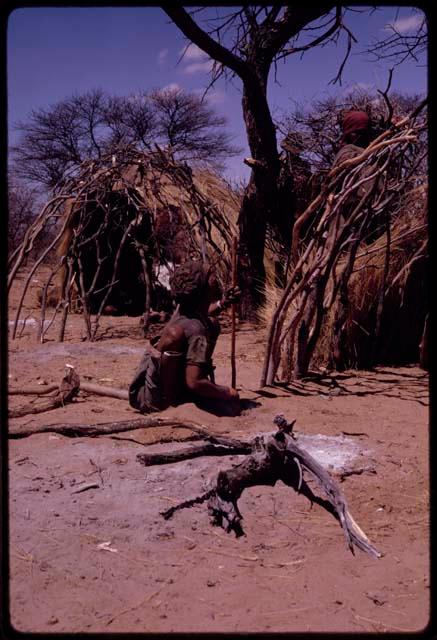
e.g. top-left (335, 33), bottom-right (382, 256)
top-left (295, 433), bottom-right (367, 470)
top-left (245, 430), bottom-right (368, 472)
top-left (10, 342), bottom-right (145, 361)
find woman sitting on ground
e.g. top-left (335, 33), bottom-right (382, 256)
top-left (129, 260), bottom-right (240, 416)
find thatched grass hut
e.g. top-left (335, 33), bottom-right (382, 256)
top-left (9, 148), bottom-right (240, 341)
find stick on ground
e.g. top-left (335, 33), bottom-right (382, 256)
top-left (8, 416), bottom-right (233, 441)
top-left (9, 368), bottom-right (80, 419)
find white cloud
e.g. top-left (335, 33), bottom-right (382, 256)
top-left (181, 43), bottom-right (208, 61)
top-left (179, 43), bottom-right (213, 75)
top-left (157, 48), bottom-right (169, 65)
top-left (183, 60), bottom-right (214, 75)
top-left (385, 13), bottom-right (424, 34)
top-left (161, 83), bottom-right (182, 92)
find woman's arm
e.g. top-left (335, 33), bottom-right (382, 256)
top-left (156, 324), bottom-right (185, 352)
top-left (185, 364), bottom-right (238, 401)
top-left (207, 286), bottom-right (241, 317)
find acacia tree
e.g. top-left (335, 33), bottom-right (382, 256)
top-left (11, 87), bottom-right (240, 189)
top-left (163, 6), bottom-right (429, 317)
top-left (163, 5), bottom-right (360, 316)
top-left (150, 87), bottom-right (236, 164)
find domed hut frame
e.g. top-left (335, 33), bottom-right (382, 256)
top-left (8, 147), bottom-right (239, 342)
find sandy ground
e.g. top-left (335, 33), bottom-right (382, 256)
top-left (6, 269), bottom-right (430, 633)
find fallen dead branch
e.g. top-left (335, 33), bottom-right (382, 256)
top-left (9, 368), bottom-right (80, 419)
top-left (71, 482), bottom-right (100, 494)
top-left (138, 414), bottom-right (382, 559)
top-left (8, 416), bottom-right (224, 440)
top-left (108, 433), bottom-right (204, 447)
top-left (8, 384), bottom-right (59, 395)
top-left (80, 382), bottom-right (128, 400)
top-left (137, 442), bottom-right (249, 466)
top-left (338, 465), bottom-right (376, 481)
top-left (9, 381), bottom-right (128, 400)
top-left (9, 374), bottom-right (130, 420)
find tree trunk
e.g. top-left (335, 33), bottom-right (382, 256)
top-left (238, 77), bottom-right (282, 319)
top-left (160, 7), bottom-right (341, 320)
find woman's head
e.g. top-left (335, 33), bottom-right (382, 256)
top-left (170, 260), bottom-right (220, 311)
top-left (341, 109), bottom-right (372, 147)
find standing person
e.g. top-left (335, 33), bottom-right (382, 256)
top-left (331, 108), bottom-right (383, 218)
top-left (129, 260), bottom-right (240, 415)
top-left (332, 109), bottom-right (373, 168)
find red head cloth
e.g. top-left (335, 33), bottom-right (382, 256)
top-left (342, 110), bottom-right (370, 137)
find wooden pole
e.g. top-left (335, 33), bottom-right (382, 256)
top-left (231, 236), bottom-right (238, 388)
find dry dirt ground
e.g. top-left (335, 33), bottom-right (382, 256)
top-left (6, 269), bottom-right (430, 633)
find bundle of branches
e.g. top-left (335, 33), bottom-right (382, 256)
top-left (261, 101), bottom-right (427, 385)
top-left (312, 184), bottom-right (427, 370)
top-left (8, 146), bottom-right (239, 343)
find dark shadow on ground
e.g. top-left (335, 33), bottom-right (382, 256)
top-left (190, 397), bottom-right (261, 418)
top-left (251, 367), bottom-right (429, 406)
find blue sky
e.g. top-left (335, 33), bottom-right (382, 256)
top-left (7, 6), bottom-right (427, 182)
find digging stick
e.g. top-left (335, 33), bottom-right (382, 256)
top-left (231, 236), bottom-right (238, 389)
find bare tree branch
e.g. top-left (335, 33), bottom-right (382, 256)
top-left (366, 10), bottom-right (427, 66)
top-left (276, 7), bottom-right (342, 60)
top-left (163, 6), bottom-right (252, 81)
